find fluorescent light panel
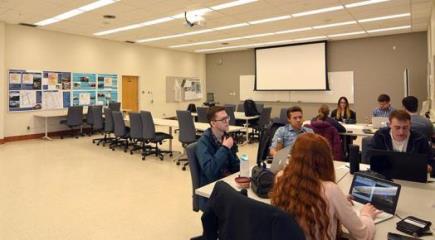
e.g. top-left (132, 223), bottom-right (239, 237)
top-left (248, 15), bottom-right (291, 24)
top-left (292, 5), bottom-right (344, 17)
top-left (214, 23), bottom-right (249, 31)
top-left (358, 13), bottom-right (410, 23)
top-left (345, 0), bottom-right (390, 8)
top-left (328, 31), bottom-right (366, 38)
top-left (313, 21), bottom-right (357, 29)
top-left (210, 0), bottom-right (257, 10)
top-left (35, 0), bottom-right (118, 26)
top-left (367, 25), bottom-right (411, 33)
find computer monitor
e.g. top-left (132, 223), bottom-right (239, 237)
top-left (206, 92), bottom-right (215, 102)
top-left (368, 149), bottom-right (428, 183)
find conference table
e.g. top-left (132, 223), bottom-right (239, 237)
top-left (196, 161), bottom-right (435, 239)
top-left (192, 111), bottom-right (259, 143)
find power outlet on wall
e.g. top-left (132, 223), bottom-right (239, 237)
top-left (27, 126), bottom-right (30, 130)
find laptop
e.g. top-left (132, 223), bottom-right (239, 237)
top-left (372, 117), bottom-right (389, 129)
top-left (269, 146), bottom-right (290, 174)
top-left (368, 149), bottom-right (428, 183)
top-left (349, 172), bottom-right (401, 224)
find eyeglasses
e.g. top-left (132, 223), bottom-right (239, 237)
top-left (213, 116), bottom-right (230, 122)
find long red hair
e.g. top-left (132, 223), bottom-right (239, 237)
top-left (270, 133), bottom-right (336, 240)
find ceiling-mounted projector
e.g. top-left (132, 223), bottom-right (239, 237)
top-left (184, 11), bottom-right (206, 27)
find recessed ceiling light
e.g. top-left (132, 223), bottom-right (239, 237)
top-left (366, 25), bottom-right (411, 33)
top-left (248, 15), bottom-right (291, 25)
top-left (345, 0), bottom-right (390, 8)
top-left (358, 13), bottom-right (410, 23)
top-left (292, 6), bottom-right (344, 17)
top-left (214, 23), bottom-right (249, 31)
top-left (313, 21), bottom-right (357, 29)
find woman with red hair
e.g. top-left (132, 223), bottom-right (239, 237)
top-left (270, 133), bottom-right (378, 240)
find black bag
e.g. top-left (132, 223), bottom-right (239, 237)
top-left (244, 99), bottom-right (259, 116)
top-left (251, 162), bottom-right (275, 198)
top-left (187, 103), bottom-right (197, 113)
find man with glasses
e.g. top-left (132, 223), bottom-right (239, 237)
top-left (368, 110), bottom-right (433, 173)
top-left (196, 106), bottom-right (240, 189)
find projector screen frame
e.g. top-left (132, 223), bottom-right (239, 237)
top-left (254, 40), bottom-right (329, 91)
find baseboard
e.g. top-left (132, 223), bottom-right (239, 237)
top-left (3, 128), bottom-right (92, 143)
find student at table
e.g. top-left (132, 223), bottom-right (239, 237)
top-left (331, 96), bottom-right (356, 123)
top-left (368, 110), bottom-right (433, 173)
top-left (402, 96), bottom-right (433, 140)
top-left (269, 106), bottom-right (313, 157)
top-left (270, 133), bottom-right (378, 240)
top-left (372, 94), bottom-right (395, 117)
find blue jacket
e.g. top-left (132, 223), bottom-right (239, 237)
top-left (195, 128), bottom-right (240, 187)
top-left (368, 127), bottom-right (433, 165)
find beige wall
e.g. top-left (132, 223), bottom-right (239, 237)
top-left (0, 22), bottom-right (5, 140)
top-left (2, 24), bottom-right (205, 138)
top-left (206, 32), bottom-right (428, 122)
top-left (429, 1), bottom-right (435, 117)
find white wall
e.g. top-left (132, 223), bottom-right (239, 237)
top-left (2, 24), bottom-right (206, 137)
top-left (0, 22), bottom-right (5, 140)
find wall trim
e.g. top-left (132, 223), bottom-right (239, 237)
top-left (2, 129), bottom-right (92, 143)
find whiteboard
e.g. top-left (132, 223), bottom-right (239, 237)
top-left (239, 71), bottom-right (354, 103)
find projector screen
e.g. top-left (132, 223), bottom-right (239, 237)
top-left (255, 41), bottom-right (328, 91)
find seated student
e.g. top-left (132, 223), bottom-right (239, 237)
top-left (331, 96), bottom-right (356, 123)
top-left (313, 104), bottom-right (346, 133)
top-left (402, 96), bottom-right (433, 140)
top-left (269, 106), bottom-right (313, 157)
top-left (309, 105), bottom-right (343, 160)
top-left (270, 133), bottom-right (378, 240)
top-left (368, 110), bottom-right (433, 173)
top-left (195, 106), bottom-right (240, 187)
top-left (372, 94), bottom-right (395, 117)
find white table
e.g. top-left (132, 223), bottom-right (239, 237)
top-left (34, 110), bottom-right (68, 140)
top-left (196, 161), bottom-right (435, 239)
top-left (341, 123), bottom-right (377, 137)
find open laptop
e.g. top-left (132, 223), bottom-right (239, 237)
top-left (371, 117), bottom-right (389, 129)
top-left (368, 149), bottom-right (428, 183)
top-left (349, 172), bottom-right (401, 224)
top-left (269, 146), bottom-right (290, 174)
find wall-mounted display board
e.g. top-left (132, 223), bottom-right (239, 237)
top-left (9, 69), bottom-right (119, 111)
top-left (9, 69), bottom-right (43, 111)
top-left (166, 76), bottom-right (202, 102)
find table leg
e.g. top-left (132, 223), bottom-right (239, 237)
top-left (42, 117), bottom-right (53, 141)
top-left (169, 126), bottom-right (173, 152)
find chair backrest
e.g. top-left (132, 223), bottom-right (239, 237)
top-left (257, 122), bottom-right (284, 164)
top-left (187, 103), bottom-right (197, 113)
top-left (244, 99), bottom-right (259, 116)
top-left (108, 101), bottom-right (121, 112)
top-left (129, 112), bottom-right (143, 140)
top-left (224, 104), bottom-right (236, 112)
top-left (176, 110), bottom-right (197, 144)
top-left (196, 107), bottom-right (209, 123)
top-left (257, 107), bottom-right (272, 128)
top-left (112, 111), bottom-right (127, 137)
top-left (140, 111), bottom-right (156, 139)
top-left (104, 108), bottom-right (114, 132)
top-left (92, 105), bottom-right (103, 130)
top-left (256, 103), bottom-right (264, 113)
top-left (361, 136), bottom-right (373, 164)
top-left (279, 108), bottom-right (288, 124)
top-left (237, 103), bottom-right (244, 112)
top-left (224, 106), bottom-right (236, 125)
top-left (186, 142), bottom-right (201, 212)
top-left (86, 105), bottom-right (95, 124)
top-left (67, 106), bottom-right (84, 126)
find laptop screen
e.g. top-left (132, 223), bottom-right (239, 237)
top-left (349, 173), bottom-right (401, 214)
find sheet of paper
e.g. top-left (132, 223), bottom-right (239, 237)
top-left (42, 91), bottom-right (63, 109)
top-left (9, 73), bottom-right (21, 84)
top-left (19, 90), bottom-right (37, 108)
top-left (79, 92), bottom-right (91, 105)
top-left (22, 74), bottom-right (34, 85)
top-left (104, 77), bottom-right (112, 87)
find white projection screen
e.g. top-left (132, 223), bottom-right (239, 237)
top-left (255, 41), bottom-right (328, 90)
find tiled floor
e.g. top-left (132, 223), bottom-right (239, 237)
top-left (0, 131), bottom-right (259, 240)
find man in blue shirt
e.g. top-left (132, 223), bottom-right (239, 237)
top-left (269, 106), bottom-right (313, 156)
top-left (372, 94), bottom-right (395, 117)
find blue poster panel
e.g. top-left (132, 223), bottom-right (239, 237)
top-left (97, 74), bottom-right (118, 90)
top-left (72, 73), bottom-right (97, 90)
top-left (72, 91), bottom-right (96, 106)
top-left (97, 90), bottom-right (118, 106)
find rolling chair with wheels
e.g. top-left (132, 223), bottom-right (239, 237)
top-left (129, 112), bottom-right (146, 155)
top-left (110, 111), bottom-right (130, 152)
top-left (140, 111), bottom-right (173, 160)
top-left (196, 107), bottom-right (209, 123)
top-left (93, 108), bottom-right (115, 146)
top-left (60, 106), bottom-right (83, 139)
top-left (176, 110), bottom-right (200, 170)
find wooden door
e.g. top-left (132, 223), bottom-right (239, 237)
top-left (122, 75), bottom-right (139, 112)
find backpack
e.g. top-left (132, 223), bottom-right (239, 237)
top-left (244, 99), bottom-right (259, 116)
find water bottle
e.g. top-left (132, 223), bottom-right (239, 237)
top-left (239, 154), bottom-right (250, 177)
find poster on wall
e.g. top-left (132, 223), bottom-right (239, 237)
top-left (9, 69), bottom-right (42, 90)
top-left (9, 90), bottom-right (42, 111)
top-left (97, 90), bottom-right (118, 105)
top-left (43, 71), bottom-right (71, 90)
top-left (72, 73), bottom-right (97, 90)
top-left (72, 91), bottom-right (96, 106)
top-left (97, 73), bottom-right (117, 90)
top-left (8, 69), bottom-right (43, 111)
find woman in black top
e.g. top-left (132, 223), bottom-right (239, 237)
top-left (331, 96), bottom-right (356, 123)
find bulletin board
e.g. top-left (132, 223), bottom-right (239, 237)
top-left (8, 69), bottom-right (43, 111)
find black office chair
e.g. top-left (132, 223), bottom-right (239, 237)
top-left (186, 142), bottom-right (202, 212)
top-left (249, 107), bottom-right (272, 142)
top-left (176, 110), bottom-right (200, 170)
top-left (93, 108), bottom-right (115, 146)
top-left (196, 107), bottom-right (208, 123)
top-left (272, 107), bottom-right (288, 125)
top-left (110, 111), bottom-right (130, 152)
top-left (86, 105), bottom-right (103, 136)
top-left (255, 103), bottom-right (264, 113)
top-left (60, 106), bottom-right (84, 139)
top-left (361, 136), bottom-right (373, 164)
top-left (236, 103), bottom-right (244, 112)
top-left (129, 112), bottom-right (145, 155)
top-left (108, 101), bottom-right (121, 112)
top-left (223, 104), bottom-right (236, 112)
top-left (201, 181), bottom-right (305, 240)
top-left (140, 111), bottom-right (173, 160)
